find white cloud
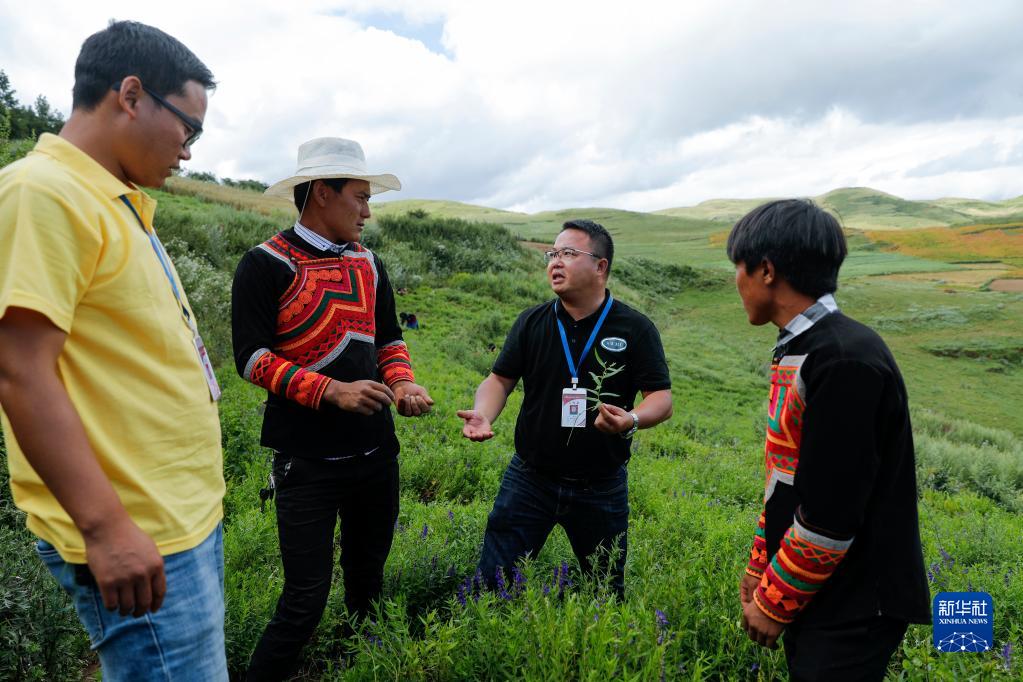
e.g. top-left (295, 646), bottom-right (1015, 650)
top-left (2, 0), bottom-right (1023, 210)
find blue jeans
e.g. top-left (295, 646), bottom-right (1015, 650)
top-left (36, 523), bottom-right (227, 682)
top-left (478, 455), bottom-right (630, 598)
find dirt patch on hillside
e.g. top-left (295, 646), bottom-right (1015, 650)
top-left (878, 267), bottom-right (1006, 288)
top-left (989, 279), bottom-right (1023, 292)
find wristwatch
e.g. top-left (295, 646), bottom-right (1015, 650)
top-left (620, 412), bottom-right (640, 439)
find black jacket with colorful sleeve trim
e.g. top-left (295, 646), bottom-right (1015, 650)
top-left (746, 312), bottom-right (930, 627)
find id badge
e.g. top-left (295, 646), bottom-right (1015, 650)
top-left (193, 332), bottom-right (222, 401)
top-left (561, 387), bottom-right (587, 428)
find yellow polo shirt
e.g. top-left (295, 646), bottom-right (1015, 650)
top-left (0, 134), bottom-right (224, 563)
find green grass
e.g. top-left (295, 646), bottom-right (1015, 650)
top-left (1, 195), bottom-right (1021, 680)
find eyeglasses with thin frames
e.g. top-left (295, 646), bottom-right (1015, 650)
top-left (112, 81), bottom-right (203, 148)
top-left (543, 247), bottom-right (603, 264)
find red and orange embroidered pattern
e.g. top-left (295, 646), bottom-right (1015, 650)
top-left (247, 352), bottom-right (330, 410)
top-left (747, 354), bottom-right (853, 623)
top-left (754, 518), bottom-right (851, 623)
top-left (746, 357), bottom-right (805, 578)
top-left (244, 235), bottom-right (413, 409)
top-left (376, 342), bottom-right (414, 386)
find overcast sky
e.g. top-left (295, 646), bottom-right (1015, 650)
top-left (3, 1), bottom-right (1023, 212)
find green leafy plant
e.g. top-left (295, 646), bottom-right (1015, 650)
top-left (566, 351), bottom-right (625, 445)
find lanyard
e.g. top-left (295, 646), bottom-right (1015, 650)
top-left (118, 195), bottom-right (194, 332)
top-left (555, 294), bottom-right (614, 387)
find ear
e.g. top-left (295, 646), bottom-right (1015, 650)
top-left (760, 259), bottom-right (776, 286)
top-left (313, 180), bottom-right (331, 207)
top-left (596, 257), bottom-right (609, 278)
top-left (114, 76), bottom-right (143, 119)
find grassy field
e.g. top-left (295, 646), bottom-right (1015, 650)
top-left (1, 180), bottom-right (1021, 680)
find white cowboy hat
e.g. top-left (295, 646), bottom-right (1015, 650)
top-left (264, 137), bottom-right (401, 198)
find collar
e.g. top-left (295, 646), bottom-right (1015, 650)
top-left (555, 289), bottom-right (612, 326)
top-left (35, 134), bottom-right (157, 227)
top-left (774, 293), bottom-right (839, 351)
top-left (294, 221), bottom-right (348, 254)
top-left (34, 133), bottom-right (137, 200)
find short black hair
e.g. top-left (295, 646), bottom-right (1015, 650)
top-left (293, 178), bottom-right (347, 212)
top-left (727, 199), bottom-right (847, 299)
top-left (72, 20), bottom-right (216, 110)
top-left (561, 219), bottom-right (614, 272)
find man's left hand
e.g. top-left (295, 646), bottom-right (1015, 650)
top-left (392, 381), bottom-right (434, 417)
top-left (741, 598), bottom-right (784, 649)
top-left (594, 403), bottom-right (634, 435)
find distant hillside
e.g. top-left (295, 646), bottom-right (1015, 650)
top-left (163, 178), bottom-right (1022, 278)
top-left (656, 187), bottom-right (1023, 231)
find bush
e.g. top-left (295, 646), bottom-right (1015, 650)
top-left (612, 257), bottom-right (727, 297)
top-left (0, 436), bottom-right (92, 681)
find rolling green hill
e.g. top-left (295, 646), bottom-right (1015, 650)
top-left (656, 187), bottom-right (1023, 231)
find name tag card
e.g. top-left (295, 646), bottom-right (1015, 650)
top-left (561, 387), bottom-right (587, 428)
top-left (194, 332), bottom-right (222, 401)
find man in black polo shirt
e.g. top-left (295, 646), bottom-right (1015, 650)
top-left (457, 219), bottom-right (673, 598)
top-left (729, 200), bottom-right (929, 681)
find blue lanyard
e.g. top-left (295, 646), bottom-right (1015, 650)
top-left (118, 195), bottom-right (193, 328)
top-left (555, 294), bottom-right (614, 386)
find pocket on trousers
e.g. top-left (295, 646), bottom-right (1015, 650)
top-left (272, 454), bottom-right (295, 490)
top-left (35, 540), bottom-right (106, 645)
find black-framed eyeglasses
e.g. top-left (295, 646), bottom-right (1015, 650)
top-left (543, 247), bottom-right (603, 264)
top-left (112, 81), bottom-right (203, 148)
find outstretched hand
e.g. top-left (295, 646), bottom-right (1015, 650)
top-left (457, 409), bottom-right (494, 441)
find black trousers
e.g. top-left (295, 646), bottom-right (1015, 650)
top-left (246, 452), bottom-right (399, 682)
top-left (784, 614), bottom-right (909, 682)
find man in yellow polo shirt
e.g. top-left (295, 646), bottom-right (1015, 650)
top-left (0, 21), bottom-right (226, 681)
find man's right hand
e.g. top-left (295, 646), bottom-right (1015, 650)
top-left (457, 409), bottom-right (495, 441)
top-left (323, 380), bottom-right (394, 415)
top-left (83, 515), bottom-right (166, 617)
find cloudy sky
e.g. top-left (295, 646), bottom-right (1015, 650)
top-left (3, 1), bottom-right (1023, 212)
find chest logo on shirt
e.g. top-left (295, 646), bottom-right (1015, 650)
top-left (600, 337), bottom-right (627, 352)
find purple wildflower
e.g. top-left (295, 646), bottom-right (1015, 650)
top-left (456, 582), bottom-right (467, 607)
top-left (448, 510), bottom-right (455, 521)
top-left (558, 561), bottom-right (572, 591)
top-left (496, 566), bottom-right (512, 600)
top-left (751, 662), bottom-right (760, 672)
top-left (420, 524), bottom-right (429, 539)
top-left (655, 609), bottom-right (669, 629)
top-left (543, 583), bottom-right (551, 596)
top-left (1002, 642), bottom-right (1013, 671)
top-left (512, 565), bottom-right (526, 592)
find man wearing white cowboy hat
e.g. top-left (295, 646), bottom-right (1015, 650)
top-left (231, 137), bottom-right (433, 680)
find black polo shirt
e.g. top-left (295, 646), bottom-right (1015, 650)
top-left (493, 290), bottom-right (671, 477)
